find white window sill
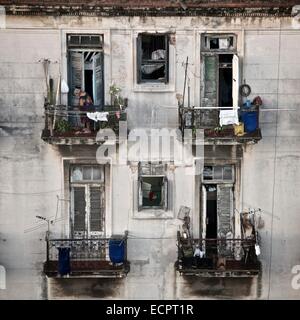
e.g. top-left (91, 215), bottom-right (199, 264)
top-left (133, 209), bottom-right (174, 220)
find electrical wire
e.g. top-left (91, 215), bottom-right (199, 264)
top-left (267, 23), bottom-right (281, 300)
top-left (0, 189), bottom-right (63, 196)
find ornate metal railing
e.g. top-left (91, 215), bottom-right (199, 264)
top-left (44, 232), bottom-right (130, 277)
top-left (176, 232), bottom-right (261, 276)
top-left (42, 103), bottom-right (127, 142)
top-left (178, 104), bottom-right (262, 143)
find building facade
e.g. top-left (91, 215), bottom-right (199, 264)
top-left (0, 1), bottom-right (300, 299)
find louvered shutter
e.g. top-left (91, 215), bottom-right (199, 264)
top-left (68, 51), bottom-right (83, 106)
top-left (164, 35), bottom-right (169, 84)
top-left (217, 184), bottom-right (233, 237)
top-left (89, 186), bottom-right (104, 235)
top-left (201, 185), bottom-right (207, 240)
top-left (199, 54), bottom-right (218, 127)
top-left (93, 52), bottom-right (104, 106)
top-left (73, 186), bottom-right (86, 236)
top-left (162, 176), bottom-right (168, 210)
top-left (137, 35), bottom-right (142, 84)
top-left (217, 184), bottom-right (233, 256)
top-left (138, 177), bottom-right (143, 211)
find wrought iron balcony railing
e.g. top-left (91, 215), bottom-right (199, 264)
top-left (43, 232), bottom-right (130, 278)
top-left (176, 233), bottom-right (261, 277)
top-left (41, 103), bottom-right (127, 145)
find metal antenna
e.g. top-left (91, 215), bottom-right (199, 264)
top-left (182, 56), bottom-right (189, 108)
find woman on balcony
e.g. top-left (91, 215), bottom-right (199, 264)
top-left (74, 87), bottom-right (94, 133)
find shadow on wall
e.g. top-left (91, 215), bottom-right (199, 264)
top-left (181, 276), bottom-right (260, 299)
top-left (48, 278), bottom-right (124, 299)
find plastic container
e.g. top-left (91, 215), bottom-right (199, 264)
top-left (234, 122), bottom-right (244, 136)
top-left (241, 111), bottom-right (258, 133)
top-left (109, 238), bottom-right (125, 264)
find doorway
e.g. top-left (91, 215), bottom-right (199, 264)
top-left (205, 184), bottom-right (217, 239)
top-left (219, 54), bottom-right (233, 107)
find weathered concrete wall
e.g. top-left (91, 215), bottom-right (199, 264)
top-left (242, 29), bottom-right (300, 299)
top-left (0, 15), bottom-right (300, 299)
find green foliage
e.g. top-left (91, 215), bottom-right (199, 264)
top-left (109, 83), bottom-right (124, 108)
top-left (55, 119), bottom-right (71, 133)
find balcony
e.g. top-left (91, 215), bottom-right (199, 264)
top-left (43, 232), bottom-right (130, 278)
top-left (176, 234), bottom-right (261, 278)
top-left (41, 103), bottom-right (127, 145)
top-left (178, 105), bottom-right (262, 145)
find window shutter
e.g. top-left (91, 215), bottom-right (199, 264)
top-left (137, 35), bottom-right (142, 84)
top-left (164, 35), bottom-right (169, 84)
top-left (162, 176), bottom-right (168, 210)
top-left (217, 184), bottom-right (233, 238)
top-left (201, 185), bottom-right (207, 240)
top-left (138, 177), bottom-right (143, 211)
top-left (73, 186), bottom-right (86, 236)
top-left (232, 54), bottom-right (240, 109)
top-left (93, 52), bottom-right (104, 106)
top-left (200, 54), bottom-right (218, 127)
top-left (69, 51), bottom-right (83, 105)
top-left (89, 186), bottom-right (104, 234)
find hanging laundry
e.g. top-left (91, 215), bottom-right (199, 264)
top-left (219, 109), bottom-right (239, 126)
top-left (87, 112), bottom-right (109, 122)
top-left (141, 63), bottom-right (164, 75)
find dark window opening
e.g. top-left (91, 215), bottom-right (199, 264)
top-left (205, 184), bottom-right (217, 239)
top-left (142, 177), bottom-right (164, 207)
top-left (137, 34), bottom-right (169, 83)
top-left (84, 69), bottom-right (94, 102)
top-left (210, 38), bottom-right (219, 49)
top-left (204, 35), bottom-right (235, 50)
top-left (219, 54), bottom-right (233, 107)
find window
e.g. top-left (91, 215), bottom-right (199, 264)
top-left (202, 167), bottom-right (234, 242)
top-left (202, 34), bottom-right (236, 51)
top-left (138, 162), bottom-right (168, 210)
top-left (70, 165), bottom-right (105, 238)
top-left (202, 165), bottom-right (234, 183)
top-left (67, 34), bottom-right (104, 106)
top-left (200, 34), bottom-right (239, 127)
top-left (137, 33), bottom-right (169, 83)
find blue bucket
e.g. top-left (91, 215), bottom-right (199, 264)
top-left (241, 111), bottom-right (258, 133)
top-left (57, 247), bottom-right (71, 276)
top-left (109, 239), bottom-right (125, 264)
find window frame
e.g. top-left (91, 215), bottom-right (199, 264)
top-left (201, 33), bottom-right (237, 52)
top-left (202, 165), bottom-right (235, 184)
top-left (70, 165), bottom-right (105, 238)
top-left (136, 33), bottom-right (170, 84)
top-left (138, 174), bottom-right (168, 211)
top-left (67, 33), bottom-right (104, 107)
top-left (200, 33), bottom-right (239, 126)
